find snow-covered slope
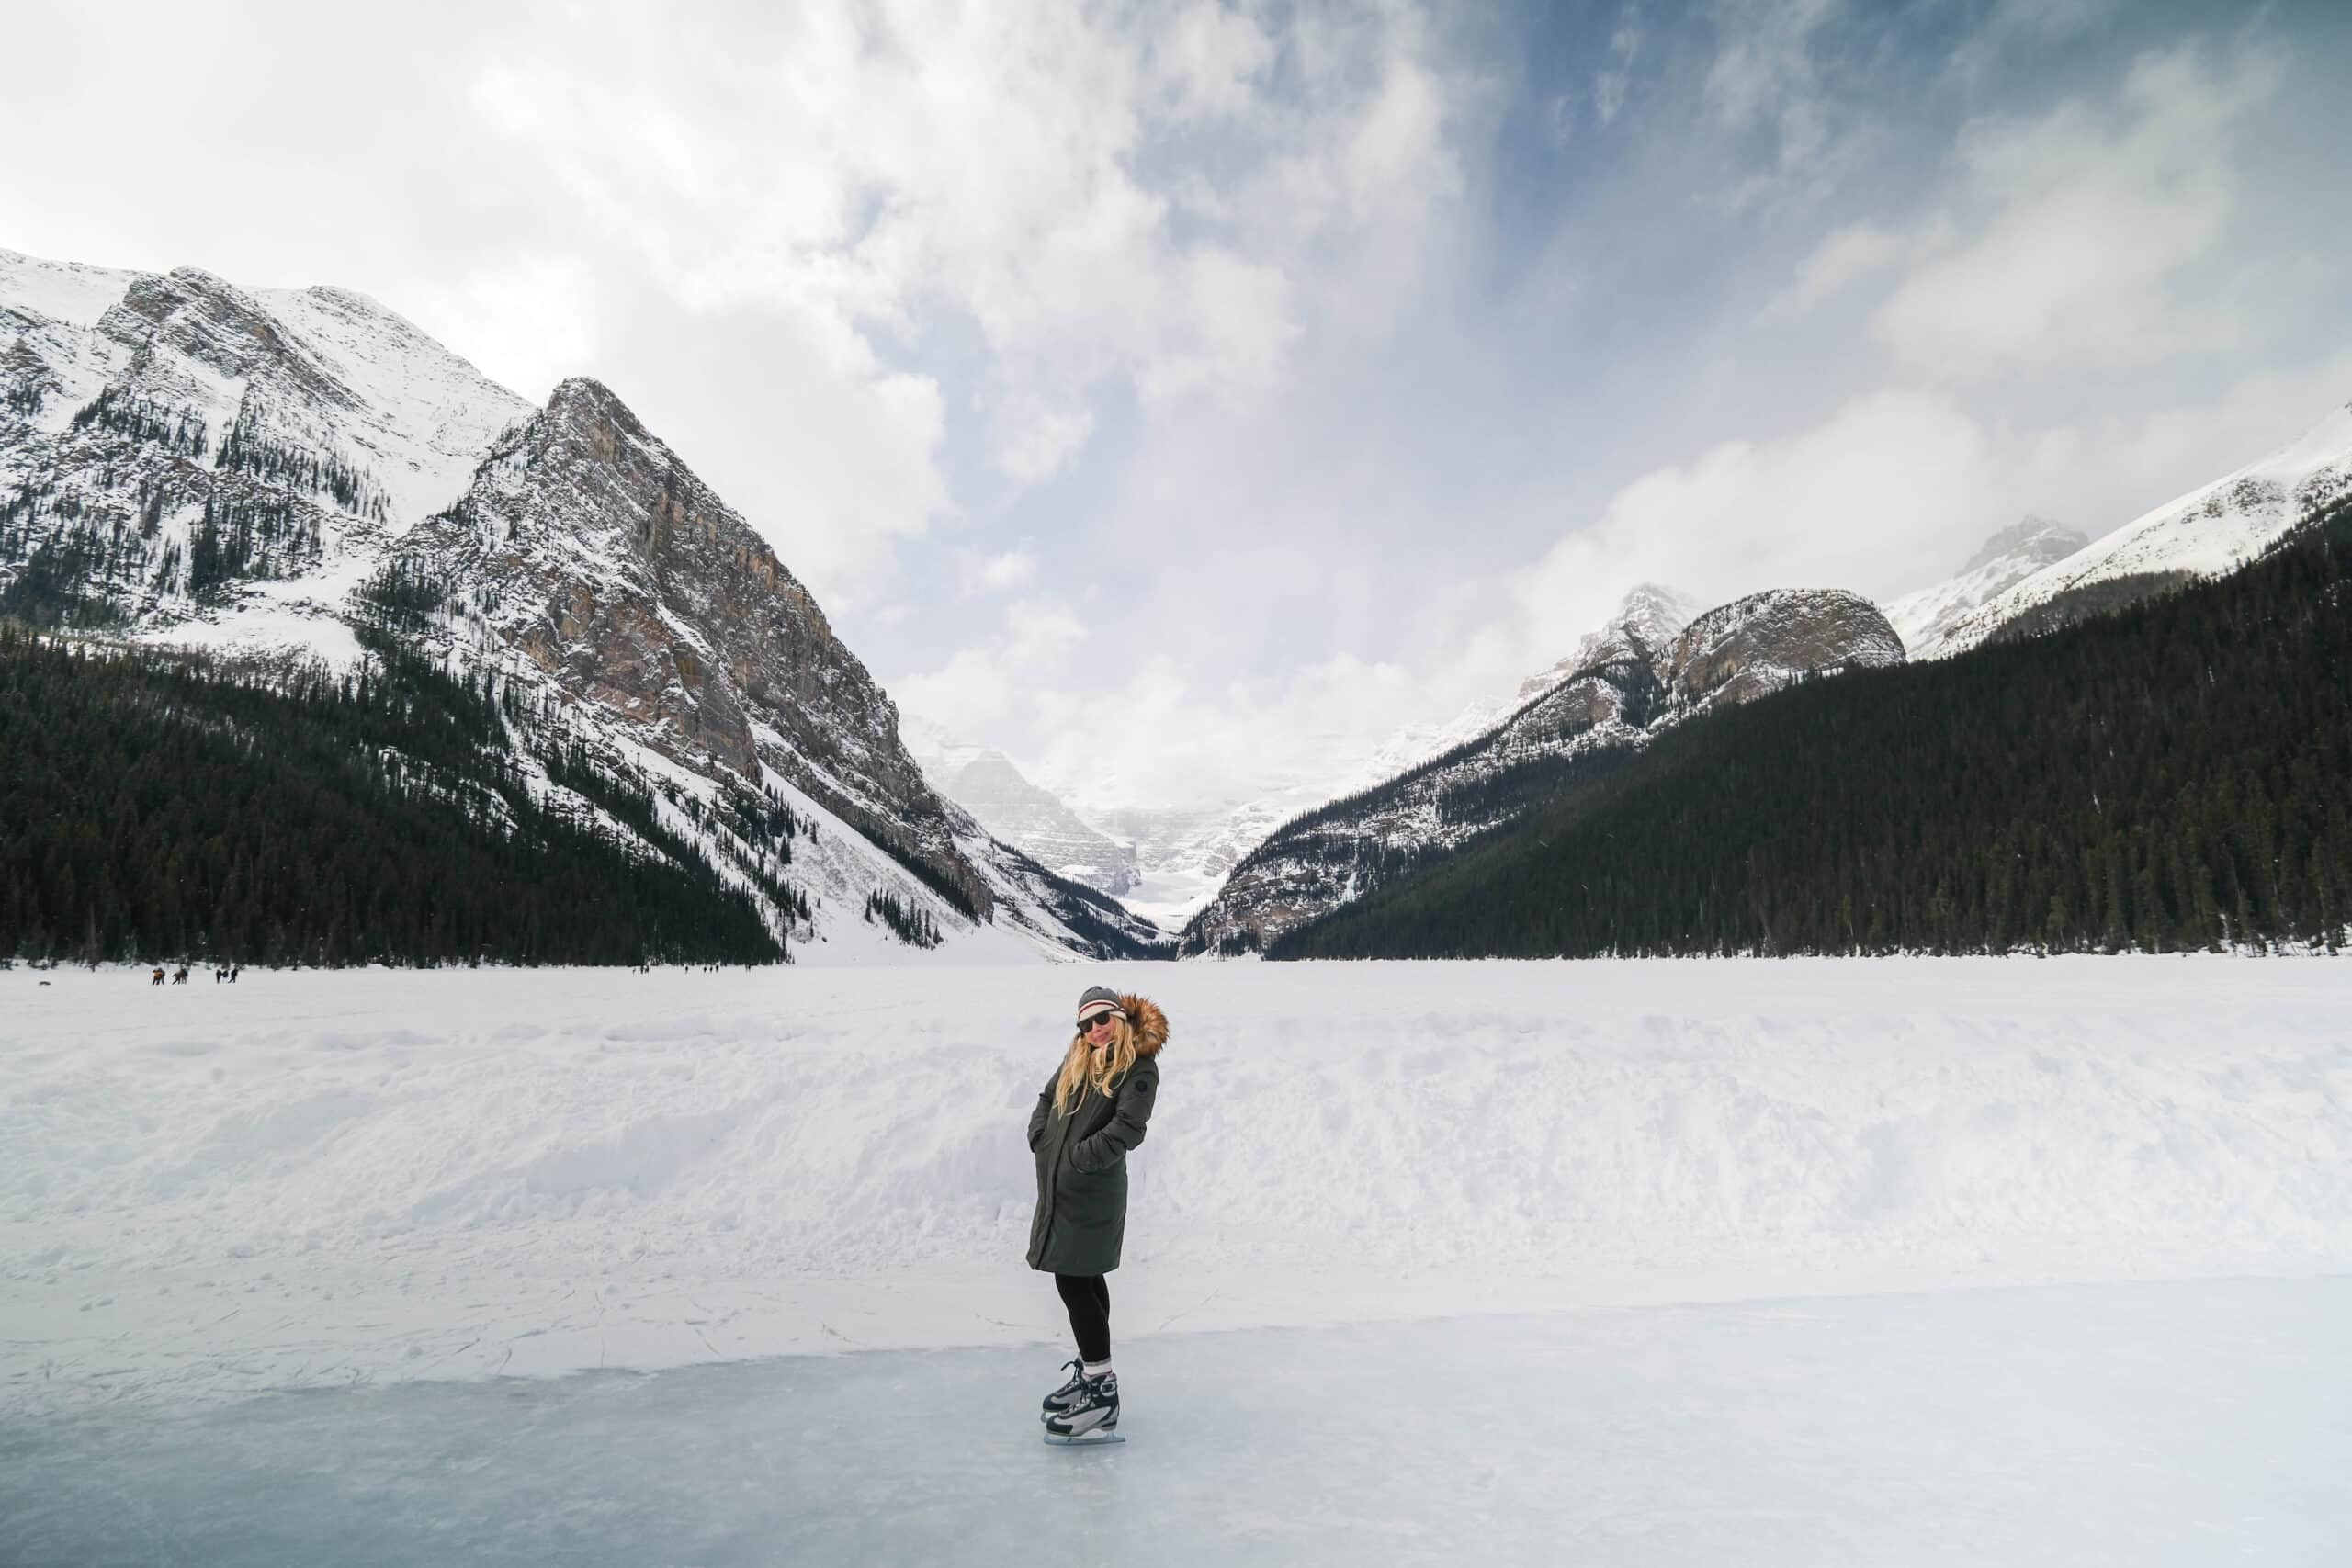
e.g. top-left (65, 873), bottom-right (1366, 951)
top-left (0, 249), bottom-right (532, 663)
top-left (1886, 517), bottom-right (2088, 660)
top-left (1085, 793), bottom-right (1335, 930)
top-left (7, 959), bottom-right (2346, 1412)
top-left (904, 720), bottom-right (1141, 896)
top-left (1939, 402), bottom-right (2352, 655)
top-left (1364, 583), bottom-right (1701, 781)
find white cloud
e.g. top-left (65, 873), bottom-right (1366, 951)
top-left (1148, 1), bottom-right (1277, 121)
top-left (401, 252), bottom-right (604, 402)
top-left (447, 0), bottom-right (1464, 562)
top-left (1764, 220), bottom-right (1905, 320)
top-left (956, 548), bottom-right (1041, 599)
top-left (1871, 43), bottom-right (2281, 378)
top-left (1703, 0), bottom-right (1848, 206)
top-left (1942, 0), bottom-right (2123, 89)
top-left (1593, 10), bottom-right (1641, 126)
top-left (1517, 389), bottom-right (1989, 654)
top-left (994, 402), bottom-right (1096, 485)
top-left (897, 648), bottom-right (1014, 729)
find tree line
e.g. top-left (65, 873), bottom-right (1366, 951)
top-left (1275, 500), bottom-right (2352, 960)
top-left (0, 626), bottom-right (788, 967)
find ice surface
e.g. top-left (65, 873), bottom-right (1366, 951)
top-left (3, 1277), bottom-right (2346, 1566)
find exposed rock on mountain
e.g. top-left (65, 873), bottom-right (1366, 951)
top-left (1885, 517), bottom-right (2087, 660)
top-left (1667, 589), bottom-right (1905, 716)
top-left (1180, 584), bottom-right (1899, 955)
top-left (1363, 584), bottom-right (1701, 782)
top-left (390, 377), bottom-right (989, 917)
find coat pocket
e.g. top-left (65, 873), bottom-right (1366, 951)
top-left (1057, 1162), bottom-right (1125, 1227)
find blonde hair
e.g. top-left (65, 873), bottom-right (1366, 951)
top-left (1053, 1012), bottom-right (1136, 1115)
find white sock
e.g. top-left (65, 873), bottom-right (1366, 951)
top-left (1082, 1359), bottom-right (1114, 1380)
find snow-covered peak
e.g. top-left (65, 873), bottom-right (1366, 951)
top-left (1361, 582), bottom-right (1700, 784)
top-left (903, 719), bottom-right (1141, 896)
top-left (1889, 516), bottom-right (2088, 660)
top-left (1962, 515), bottom-right (2082, 576)
top-left (254, 284), bottom-right (533, 526)
top-left (1938, 400), bottom-right (2352, 655)
top-left (0, 247), bottom-right (143, 328)
top-left (1546, 581), bottom-right (1700, 694)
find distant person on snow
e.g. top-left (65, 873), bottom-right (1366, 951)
top-left (1028, 984), bottom-right (1165, 1445)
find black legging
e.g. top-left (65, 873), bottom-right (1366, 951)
top-left (1054, 1272), bottom-right (1111, 1364)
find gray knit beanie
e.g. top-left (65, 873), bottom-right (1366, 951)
top-left (1075, 985), bottom-right (1125, 1025)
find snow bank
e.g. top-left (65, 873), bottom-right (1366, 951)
top-left (4, 959), bottom-right (2347, 1413)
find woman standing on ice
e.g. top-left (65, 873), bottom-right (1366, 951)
top-left (1028, 985), bottom-right (1166, 1445)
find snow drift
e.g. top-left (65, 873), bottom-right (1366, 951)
top-left (3, 959), bottom-right (2347, 1414)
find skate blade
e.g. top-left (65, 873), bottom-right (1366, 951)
top-left (1043, 1427), bottom-right (1125, 1447)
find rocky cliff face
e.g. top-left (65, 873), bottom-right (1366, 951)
top-left (393, 378), bottom-right (988, 915)
top-left (1179, 583), bottom-right (1901, 954)
top-left (1667, 589), bottom-right (1904, 715)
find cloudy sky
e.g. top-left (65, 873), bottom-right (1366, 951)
top-left (10, 0), bottom-right (2350, 813)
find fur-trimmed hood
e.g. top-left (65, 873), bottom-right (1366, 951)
top-left (1119, 993), bottom-right (1169, 1057)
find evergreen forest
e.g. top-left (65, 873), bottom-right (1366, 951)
top-left (1274, 501), bottom-right (2352, 960)
top-left (0, 627), bottom-right (788, 967)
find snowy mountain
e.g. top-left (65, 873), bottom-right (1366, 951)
top-left (1090, 795), bottom-right (1330, 930)
top-left (1885, 517), bottom-right (2088, 660)
top-left (1363, 583), bottom-right (1702, 781)
top-left (902, 720), bottom-right (1142, 897)
top-left (1181, 584), bottom-right (1900, 953)
top-left (0, 247), bottom-right (1156, 963)
top-left (1935, 401), bottom-right (2352, 656)
top-left (0, 252), bottom-right (532, 656)
top-left (1079, 586), bottom-right (1707, 931)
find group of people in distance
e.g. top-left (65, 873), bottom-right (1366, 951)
top-left (147, 964), bottom-right (240, 985)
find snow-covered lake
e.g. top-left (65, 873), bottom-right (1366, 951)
top-left (5, 958), bottom-right (2349, 1562)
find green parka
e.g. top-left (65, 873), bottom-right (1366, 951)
top-left (1025, 994), bottom-right (1167, 1276)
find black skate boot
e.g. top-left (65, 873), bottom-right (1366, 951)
top-left (1040, 1359), bottom-right (1088, 1423)
top-left (1044, 1371), bottom-right (1123, 1446)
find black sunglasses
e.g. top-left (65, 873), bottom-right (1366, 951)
top-left (1078, 1012), bottom-right (1122, 1032)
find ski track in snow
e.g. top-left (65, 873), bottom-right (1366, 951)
top-left (3, 958), bottom-right (2349, 1421)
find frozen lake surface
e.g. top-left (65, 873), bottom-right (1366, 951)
top-left (5, 957), bottom-right (2348, 1561)
top-left (6, 1276), bottom-right (2346, 1566)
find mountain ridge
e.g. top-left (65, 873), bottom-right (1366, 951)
top-left (0, 246), bottom-right (1159, 963)
top-left (1179, 583), bottom-right (1902, 954)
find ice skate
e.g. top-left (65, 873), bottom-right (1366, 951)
top-left (1040, 1358), bottom-right (1088, 1423)
top-left (1043, 1371), bottom-right (1123, 1445)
